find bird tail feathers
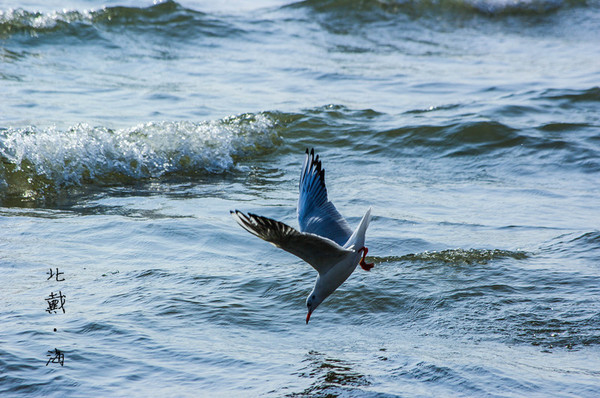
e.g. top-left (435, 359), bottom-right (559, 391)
top-left (344, 207), bottom-right (372, 250)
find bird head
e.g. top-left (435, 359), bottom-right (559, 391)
top-left (305, 292), bottom-right (323, 324)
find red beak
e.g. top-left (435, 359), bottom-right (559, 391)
top-left (306, 310), bottom-right (313, 324)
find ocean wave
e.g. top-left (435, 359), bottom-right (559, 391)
top-left (341, 248), bottom-right (598, 350)
top-left (290, 0), bottom-right (590, 19)
top-left (278, 104), bottom-right (600, 169)
top-left (539, 231), bottom-right (600, 261)
top-left (375, 248), bottom-right (529, 265)
top-left (376, 120), bottom-right (523, 157)
top-left (537, 87), bottom-right (600, 105)
top-left (0, 1), bottom-right (240, 42)
top-left (0, 113), bottom-right (279, 204)
top-left (515, 312), bottom-right (600, 350)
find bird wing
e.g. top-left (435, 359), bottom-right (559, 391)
top-left (297, 148), bottom-right (353, 246)
top-left (231, 210), bottom-right (353, 275)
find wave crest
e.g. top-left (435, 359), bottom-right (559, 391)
top-left (0, 1), bottom-right (237, 41)
top-left (292, 0), bottom-right (588, 18)
top-left (377, 248), bottom-right (529, 265)
top-left (0, 113), bottom-right (279, 203)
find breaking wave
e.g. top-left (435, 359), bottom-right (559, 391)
top-left (0, 113), bottom-right (279, 203)
top-left (375, 248), bottom-right (529, 265)
top-left (0, 1), bottom-right (240, 42)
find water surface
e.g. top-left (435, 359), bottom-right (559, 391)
top-left (1, 0), bottom-right (599, 396)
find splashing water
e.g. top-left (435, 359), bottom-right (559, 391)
top-left (0, 113), bottom-right (279, 200)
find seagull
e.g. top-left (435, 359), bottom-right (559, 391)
top-left (231, 148), bottom-right (373, 324)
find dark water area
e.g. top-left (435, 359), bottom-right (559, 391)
top-left (1, 0), bottom-right (599, 396)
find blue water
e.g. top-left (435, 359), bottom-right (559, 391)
top-left (1, 0), bottom-right (600, 396)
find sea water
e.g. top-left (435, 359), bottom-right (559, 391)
top-left (1, 0), bottom-right (599, 396)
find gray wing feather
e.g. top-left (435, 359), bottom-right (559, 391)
top-left (297, 149), bottom-right (353, 246)
top-left (231, 210), bottom-right (352, 274)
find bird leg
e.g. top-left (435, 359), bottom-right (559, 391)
top-left (358, 247), bottom-right (374, 271)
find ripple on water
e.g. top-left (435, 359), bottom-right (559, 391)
top-left (289, 350), bottom-right (370, 397)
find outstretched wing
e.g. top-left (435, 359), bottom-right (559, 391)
top-left (231, 210), bottom-right (352, 275)
top-left (298, 148), bottom-right (353, 246)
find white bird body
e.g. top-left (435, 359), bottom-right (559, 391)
top-left (231, 149), bottom-right (373, 323)
top-left (307, 207), bottom-right (372, 309)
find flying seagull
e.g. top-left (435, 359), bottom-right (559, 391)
top-left (231, 148), bottom-right (373, 323)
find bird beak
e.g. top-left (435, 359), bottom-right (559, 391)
top-left (306, 310), bottom-right (313, 324)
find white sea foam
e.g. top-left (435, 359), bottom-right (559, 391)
top-left (0, 113), bottom-right (279, 188)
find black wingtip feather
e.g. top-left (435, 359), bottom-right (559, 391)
top-left (232, 210), bottom-right (298, 244)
